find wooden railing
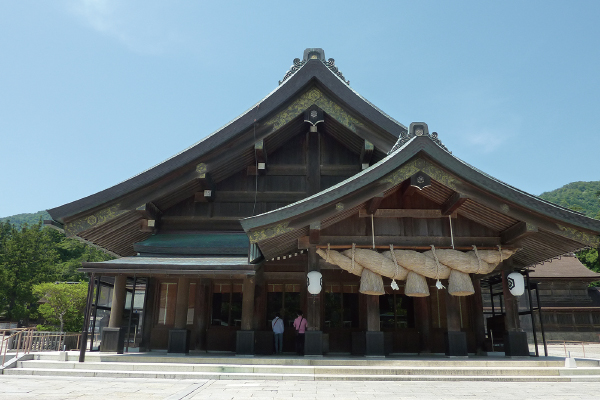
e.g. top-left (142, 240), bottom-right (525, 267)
top-left (1, 329), bottom-right (82, 366)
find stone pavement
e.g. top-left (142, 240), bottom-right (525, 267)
top-left (1, 375), bottom-right (600, 399)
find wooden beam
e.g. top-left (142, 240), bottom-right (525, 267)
top-left (320, 165), bottom-right (361, 176)
top-left (441, 192), bottom-right (467, 215)
top-left (135, 202), bottom-right (162, 219)
top-left (298, 235), bottom-right (504, 250)
top-left (255, 139), bottom-right (267, 175)
top-left (213, 191), bottom-right (307, 203)
top-left (255, 139), bottom-right (267, 163)
top-left (247, 164), bottom-right (307, 176)
top-left (365, 193), bottom-right (385, 215)
top-left (309, 222), bottom-right (321, 244)
top-left (194, 189), bottom-right (214, 203)
top-left (194, 163), bottom-right (215, 203)
top-left (360, 140), bottom-right (374, 168)
top-left (139, 219), bottom-right (155, 233)
top-left (358, 209), bottom-right (457, 218)
top-left (501, 221), bottom-right (539, 245)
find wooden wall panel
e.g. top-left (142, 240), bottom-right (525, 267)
top-left (320, 132), bottom-right (360, 165)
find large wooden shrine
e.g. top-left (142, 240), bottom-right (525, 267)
top-left (46, 48), bottom-right (600, 357)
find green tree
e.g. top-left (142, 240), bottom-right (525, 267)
top-left (539, 181), bottom-right (600, 218)
top-left (53, 238), bottom-right (114, 282)
top-left (0, 221), bottom-right (60, 322)
top-left (33, 282), bottom-right (88, 332)
top-left (576, 247), bottom-right (600, 287)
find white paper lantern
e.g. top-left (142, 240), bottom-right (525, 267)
top-left (307, 271), bottom-right (322, 295)
top-left (507, 272), bottom-right (525, 296)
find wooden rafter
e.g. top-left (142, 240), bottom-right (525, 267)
top-left (441, 192), bottom-right (467, 215)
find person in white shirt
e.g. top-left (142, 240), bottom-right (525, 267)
top-left (271, 313), bottom-right (284, 354)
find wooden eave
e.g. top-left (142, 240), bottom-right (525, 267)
top-left (47, 59), bottom-right (407, 226)
top-left (80, 256), bottom-right (257, 276)
top-left (241, 136), bottom-right (600, 265)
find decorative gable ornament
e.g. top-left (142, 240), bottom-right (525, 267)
top-left (410, 171), bottom-right (431, 190)
top-left (279, 48), bottom-right (349, 85)
top-left (388, 122), bottom-right (451, 154)
top-left (304, 106), bottom-right (325, 126)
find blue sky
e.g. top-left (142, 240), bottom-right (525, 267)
top-left (1, 1), bottom-right (599, 218)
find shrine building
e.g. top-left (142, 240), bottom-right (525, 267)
top-left (46, 48), bottom-right (600, 357)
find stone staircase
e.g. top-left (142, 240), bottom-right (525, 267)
top-left (3, 352), bottom-right (600, 382)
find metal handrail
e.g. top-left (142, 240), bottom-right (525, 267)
top-left (1, 327), bottom-right (36, 366)
top-left (546, 339), bottom-right (600, 359)
top-left (1, 329), bottom-right (83, 366)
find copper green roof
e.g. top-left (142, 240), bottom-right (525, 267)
top-left (133, 233), bottom-right (249, 256)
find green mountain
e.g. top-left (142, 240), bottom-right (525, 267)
top-left (539, 181), bottom-right (600, 219)
top-left (0, 210), bottom-right (52, 230)
top-left (538, 181), bottom-right (600, 283)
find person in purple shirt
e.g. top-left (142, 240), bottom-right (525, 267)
top-left (293, 310), bottom-right (307, 356)
top-left (271, 312), bottom-right (284, 354)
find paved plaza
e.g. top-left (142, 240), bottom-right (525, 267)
top-left (1, 375), bottom-right (600, 400)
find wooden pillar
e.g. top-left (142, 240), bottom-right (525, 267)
top-left (414, 297), bottom-right (431, 352)
top-left (472, 276), bottom-right (487, 354)
top-left (501, 262), bottom-right (529, 356)
top-left (501, 269), bottom-right (521, 331)
top-left (173, 277), bottom-right (190, 330)
top-left (194, 281), bottom-right (210, 350)
top-left (140, 278), bottom-right (157, 351)
top-left (445, 291), bottom-right (461, 332)
top-left (366, 295), bottom-right (380, 331)
top-left (444, 289), bottom-right (468, 356)
top-left (307, 248), bottom-right (321, 331)
top-left (241, 276), bottom-right (256, 331)
top-left (79, 273), bottom-right (95, 363)
top-left (253, 267), bottom-right (266, 331)
top-left (108, 275), bottom-right (127, 328)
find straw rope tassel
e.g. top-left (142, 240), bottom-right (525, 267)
top-left (449, 215), bottom-right (455, 250)
top-left (389, 244), bottom-right (400, 290)
top-left (325, 243), bottom-right (331, 263)
top-left (473, 245), bottom-right (483, 274)
top-left (351, 243), bottom-right (357, 275)
top-left (430, 244), bottom-right (446, 289)
top-left (371, 214), bottom-right (375, 250)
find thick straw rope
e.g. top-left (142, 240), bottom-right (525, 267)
top-left (316, 243), bottom-right (516, 297)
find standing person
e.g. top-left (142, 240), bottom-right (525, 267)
top-left (271, 313), bottom-right (284, 354)
top-left (293, 310), bottom-right (307, 356)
